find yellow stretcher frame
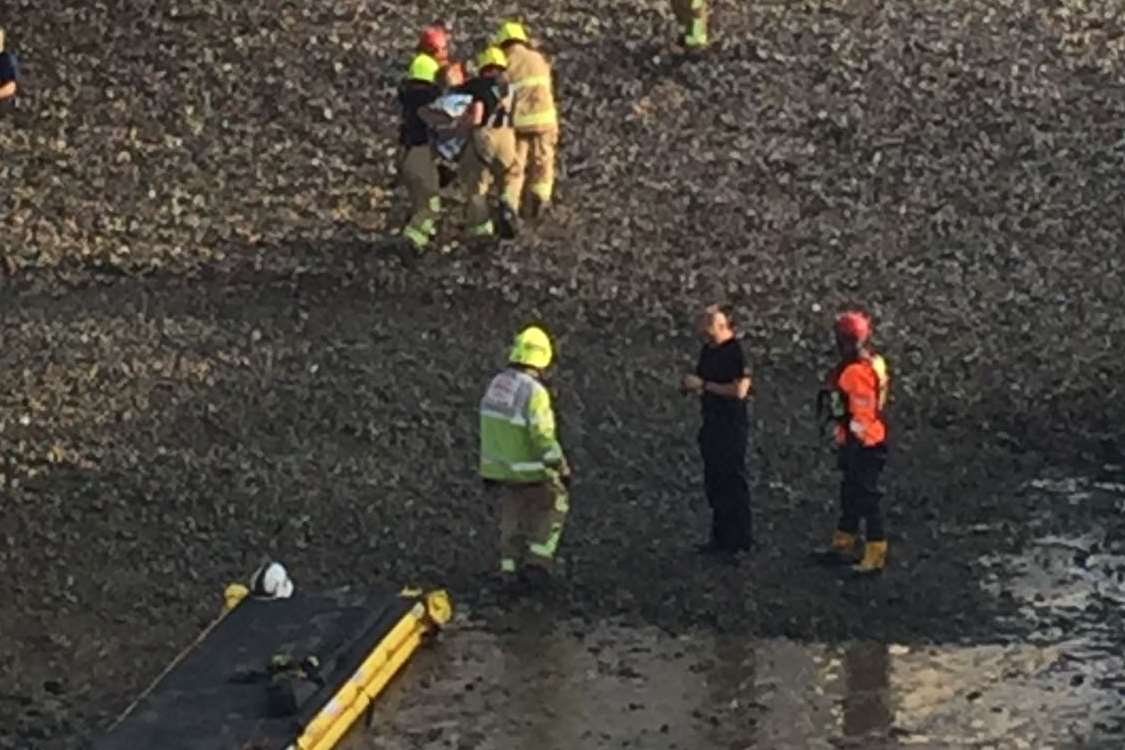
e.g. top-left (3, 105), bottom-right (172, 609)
top-left (290, 588), bottom-right (452, 750)
top-left (107, 584), bottom-right (453, 750)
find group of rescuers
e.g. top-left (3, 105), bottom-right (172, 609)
top-left (397, 19), bottom-right (556, 251)
top-left (481, 308), bottom-right (891, 593)
top-left (395, 7), bottom-right (712, 252)
top-left (398, 12), bottom-right (889, 591)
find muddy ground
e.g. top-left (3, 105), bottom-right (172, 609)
top-left (1, 0), bottom-right (1124, 747)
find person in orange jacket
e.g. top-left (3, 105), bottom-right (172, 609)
top-left (816, 310), bottom-right (890, 575)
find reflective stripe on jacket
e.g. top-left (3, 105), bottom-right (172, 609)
top-left (505, 45), bottom-right (558, 133)
top-left (480, 368), bottom-right (566, 482)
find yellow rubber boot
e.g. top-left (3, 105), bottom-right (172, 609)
top-left (815, 530), bottom-right (858, 565)
top-left (852, 540), bottom-right (888, 575)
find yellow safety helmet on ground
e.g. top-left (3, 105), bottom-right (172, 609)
top-left (476, 46), bottom-right (508, 71)
top-left (492, 20), bottom-right (529, 46)
top-left (509, 326), bottom-right (553, 370)
top-left (406, 53), bottom-right (440, 83)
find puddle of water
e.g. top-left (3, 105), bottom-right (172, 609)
top-left (352, 612), bottom-right (1115, 750)
top-left (348, 476), bottom-right (1125, 749)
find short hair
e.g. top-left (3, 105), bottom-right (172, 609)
top-left (700, 304), bottom-right (733, 327)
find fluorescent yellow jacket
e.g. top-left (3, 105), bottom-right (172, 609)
top-left (504, 44), bottom-right (558, 133)
top-left (480, 368), bottom-right (566, 482)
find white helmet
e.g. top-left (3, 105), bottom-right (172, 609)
top-left (250, 561), bottom-right (294, 599)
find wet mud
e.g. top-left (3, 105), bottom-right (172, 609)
top-left (2, 0), bottom-right (1125, 748)
top-left (357, 478), bottom-right (1125, 750)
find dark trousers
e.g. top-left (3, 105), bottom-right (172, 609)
top-left (837, 441), bottom-right (888, 541)
top-left (699, 422), bottom-right (752, 551)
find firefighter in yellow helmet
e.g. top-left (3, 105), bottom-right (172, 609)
top-left (451, 46), bottom-right (521, 240)
top-left (480, 326), bottom-right (572, 591)
top-left (396, 26), bottom-right (450, 251)
top-left (671, 0), bottom-right (709, 49)
top-left (491, 21), bottom-right (559, 220)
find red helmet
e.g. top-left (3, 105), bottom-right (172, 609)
top-left (834, 310), bottom-right (871, 343)
top-left (418, 25), bottom-right (449, 60)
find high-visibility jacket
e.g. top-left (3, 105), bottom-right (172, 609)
top-left (504, 44), bottom-right (558, 133)
top-left (480, 367), bottom-right (567, 483)
top-left (827, 352), bottom-right (889, 447)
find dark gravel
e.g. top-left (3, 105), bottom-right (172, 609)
top-left (1, 0), bottom-right (1124, 747)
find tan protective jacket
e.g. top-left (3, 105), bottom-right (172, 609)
top-left (505, 44), bottom-right (558, 134)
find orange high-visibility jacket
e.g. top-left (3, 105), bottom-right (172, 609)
top-left (827, 353), bottom-right (888, 447)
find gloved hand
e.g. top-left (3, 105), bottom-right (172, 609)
top-left (815, 389), bottom-right (831, 422)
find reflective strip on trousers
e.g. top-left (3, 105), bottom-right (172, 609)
top-left (686, 20), bottom-right (707, 45)
top-left (428, 196), bottom-right (442, 213)
top-left (513, 108), bottom-right (558, 129)
top-left (511, 75), bottom-right (551, 92)
top-left (500, 558), bottom-right (516, 573)
top-left (691, 0), bottom-right (705, 9)
top-left (403, 225), bottom-right (429, 248)
top-left (468, 220), bottom-right (494, 237)
top-left (528, 521), bottom-right (564, 560)
top-left (529, 181), bottom-right (552, 201)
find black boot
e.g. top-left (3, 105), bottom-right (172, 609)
top-left (518, 565), bottom-right (552, 593)
top-left (497, 198), bottom-right (520, 239)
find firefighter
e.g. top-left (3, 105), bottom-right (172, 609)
top-left (479, 326), bottom-right (571, 590)
top-left (816, 311), bottom-right (891, 575)
top-left (680, 305), bottom-right (753, 559)
top-left (396, 25), bottom-right (451, 252)
top-left (491, 21), bottom-right (559, 219)
top-left (452, 47), bottom-right (520, 240)
top-left (671, 0), bottom-right (709, 49)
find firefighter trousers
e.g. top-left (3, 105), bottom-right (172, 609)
top-left (400, 145), bottom-right (441, 249)
top-left (699, 422), bottom-right (752, 552)
top-left (837, 441), bottom-right (888, 541)
top-left (459, 127), bottom-right (520, 236)
top-left (511, 129), bottom-right (558, 213)
top-left (671, 0), bottom-right (709, 46)
top-left (497, 478), bottom-right (569, 574)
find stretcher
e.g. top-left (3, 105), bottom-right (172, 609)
top-left (95, 578), bottom-right (452, 750)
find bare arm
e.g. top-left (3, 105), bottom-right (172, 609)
top-left (464, 101), bottom-right (484, 127)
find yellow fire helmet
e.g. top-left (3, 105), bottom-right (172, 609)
top-left (406, 52), bottom-right (439, 83)
top-left (492, 20), bottom-right (529, 46)
top-left (509, 326), bottom-right (553, 370)
top-left (476, 46), bottom-right (508, 71)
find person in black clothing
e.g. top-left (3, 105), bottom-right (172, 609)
top-left (0, 27), bottom-right (17, 101)
top-left (396, 25), bottom-right (454, 252)
top-left (681, 305), bottom-right (753, 558)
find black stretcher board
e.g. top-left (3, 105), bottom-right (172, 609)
top-left (95, 584), bottom-right (417, 750)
